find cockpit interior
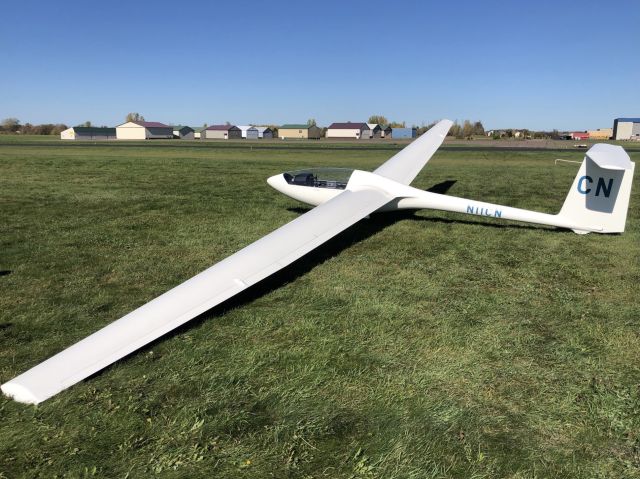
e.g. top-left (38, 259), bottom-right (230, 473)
top-left (283, 168), bottom-right (354, 190)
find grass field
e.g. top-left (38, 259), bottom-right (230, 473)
top-left (1, 137), bottom-right (639, 478)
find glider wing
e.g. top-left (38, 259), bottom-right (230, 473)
top-left (373, 119), bottom-right (453, 185)
top-left (1, 188), bottom-right (392, 404)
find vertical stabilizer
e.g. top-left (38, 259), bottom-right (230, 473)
top-left (559, 144), bottom-right (635, 234)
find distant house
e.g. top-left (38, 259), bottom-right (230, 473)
top-left (279, 124), bottom-right (322, 139)
top-left (571, 131), bottom-right (589, 140)
top-left (587, 128), bottom-right (612, 140)
top-left (60, 126), bottom-right (116, 140)
top-left (172, 125), bottom-right (194, 140)
top-left (391, 127), bottom-right (417, 139)
top-left (367, 123), bottom-right (382, 139)
top-left (255, 126), bottom-right (273, 139)
top-left (202, 125), bottom-right (242, 140)
top-left (193, 127), bottom-right (205, 139)
top-left (613, 118), bottom-right (640, 140)
top-left (238, 125), bottom-right (259, 140)
top-left (326, 122), bottom-right (368, 139)
top-left (116, 121), bottom-right (173, 140)
top-left (379, 125), bottom-right (392, 138)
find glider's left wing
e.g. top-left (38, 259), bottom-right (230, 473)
top-left (2, 187), bottom-right (392, 404)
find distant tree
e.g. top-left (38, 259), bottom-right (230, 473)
top-left (447, 121), bottom-right (463, 138)
top-left (389, 121), bottom-right (406, 128)
top-left (52, 124), bottom-right (67, 135)
top-left (33, 124), bottom-right (53, 135)
top-left (21, 123), bottom-right (34, 134)
top-left (416, 121), bottom-right (437, 136)
top-left (472, 121), bottom-right (485, 136)
top-left (462, 120), bottom-right (474, 138)
top-left (125, 112), bottom-right (145, 122)
top-left (225, 121), bottom-right (231, 125)
top-left (2, 117), bottom-right (20, 133)
top-left (307, 118), bottom-right (317, 126)
top-left (368, 115), bottom-right (388, 126)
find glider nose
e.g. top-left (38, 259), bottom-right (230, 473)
top-left (267, 173), bottom-right (286, 192)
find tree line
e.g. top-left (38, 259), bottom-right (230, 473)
top-left (1, 118), bottom-right (68, 135)
top-left (368, 115), bottom-right (485, 138)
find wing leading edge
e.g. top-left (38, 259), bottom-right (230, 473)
top-left (1, 188), bottom-right (392, 404)
top-left (373, 119), bottom-right (453, 185)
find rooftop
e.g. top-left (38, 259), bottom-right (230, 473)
top-left (280, 124), bottom-right (313, 129)
top-left (134, 121), bottom-right (170, 128)
top-left (71, 127), bottom-right (116, 134)
top-left (328, 122), bottom-right (367, 129)
top-left (205, 124), bottom-right (237, 130)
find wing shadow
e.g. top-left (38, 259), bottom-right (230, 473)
top-left (426, 179), bottom-right (457, 194)
top-left (85, 204), bottom-right (568, 382)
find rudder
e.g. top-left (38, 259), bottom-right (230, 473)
top-left (559, 144), bottom-right (635, 234)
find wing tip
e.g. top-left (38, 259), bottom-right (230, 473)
top-left (1, 381), bottom-right (41, 405)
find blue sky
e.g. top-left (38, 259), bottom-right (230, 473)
top-left (1, 0), bottom-right (638, 130)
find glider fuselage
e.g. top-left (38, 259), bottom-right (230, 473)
top-left (267, 168), bottom-right (610, 233)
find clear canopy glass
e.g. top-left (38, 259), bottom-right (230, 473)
top-left (283, 168), bottom-right (354, 190)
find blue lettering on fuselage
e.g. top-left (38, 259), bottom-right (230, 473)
top-left (578, 176), bottom-right (614, 197)
top-left (466, 204), bottom-right (502, 218)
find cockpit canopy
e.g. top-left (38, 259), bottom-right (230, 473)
top-left (283, 168), bottom-right (354, 190)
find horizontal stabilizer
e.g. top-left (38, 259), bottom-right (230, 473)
top-left (585, 143), bottom-right (633, 170)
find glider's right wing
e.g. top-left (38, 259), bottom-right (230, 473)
top-left (1, 187), bottom-right (392, 404)
top-left (374, 119), bottom-right (453, 185)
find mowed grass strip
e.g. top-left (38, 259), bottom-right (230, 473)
top-left (0, 138), bottom-right (639, 478)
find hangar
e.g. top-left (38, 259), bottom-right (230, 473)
top-left (255, 126), bottom-right (273, 139)
top-left (279, 124), bottom-right (322, 139)
top-left (588, 128), bottom-right (612, 140)
top-left (60, 127), bottom-right (116, 140)
top-left (202, 125), bottom-right (242, 140)
top-left (367, 123), bottom-right (382, 138)
top-left (238, 125), bottom-right (259, 140)
top-left (116, 121), bottom-right (173, 140)
top-left (172, 125), bottom-right (194, 139)
top-left (391, 127), bottom-right (417, 139)
top-left (193, 127), bottom-right (205, 139)
top-left (326, 122), bottom-right (368, 139)
top-left (613, 118), bottom-right (640, 140)
top-left (379, 125), bottom-right (392, 138)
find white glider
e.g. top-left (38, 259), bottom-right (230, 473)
top-left (1, 120), bottom-right (635, 404)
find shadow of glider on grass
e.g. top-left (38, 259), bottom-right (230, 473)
top-left (2, 120), bottom-right (635, 404)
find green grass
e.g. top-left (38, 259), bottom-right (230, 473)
top-left (1, 137), bottom-right (639, 478)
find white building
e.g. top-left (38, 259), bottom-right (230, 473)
top-left (326, 122), bottom-right (368, 139)
top-left (613, 118), bottom-right (640, 140)
top-left (237, 125), bottom-right (259, 139)
top-left (254, 126), bottom-right (273, 139)
top-left (367, 123), bottom-right (382, 138)
top-left (116, 121), bottom-right (173, 140)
